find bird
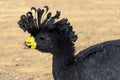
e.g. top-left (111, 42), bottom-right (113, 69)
top-left (18, 6), bottom-right (120, 80)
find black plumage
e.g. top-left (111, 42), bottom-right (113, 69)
top-left (18, 6), bottom-right (120, 80)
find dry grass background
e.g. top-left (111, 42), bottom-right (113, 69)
top-left (0, 0), bottom-right (120, 80)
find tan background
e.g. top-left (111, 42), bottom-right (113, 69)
top-left (0, 0), bottom-right (120, 80)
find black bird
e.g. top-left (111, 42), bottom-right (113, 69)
top-left (18, 6), bottom-right (120, 80)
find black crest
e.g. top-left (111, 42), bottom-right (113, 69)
top-left (18, 6), bottom-right (77, 42)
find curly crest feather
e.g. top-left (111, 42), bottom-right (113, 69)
top-left (18, 6), bottom-right (77, 42)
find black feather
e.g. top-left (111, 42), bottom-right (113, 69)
top-left (52, 11), bottom-right (60, 19)
top-left (37, 8), bottom-right (44, 27)
top-left (44, 6), bottom-right (49, 12)
top-left (18, 6), bottom-right (77, 41)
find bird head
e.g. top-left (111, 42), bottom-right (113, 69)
top-left (18, 6), bottom-right (77, 53)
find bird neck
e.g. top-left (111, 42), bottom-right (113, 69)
top-left (52, 49), bottom-right (75, 79)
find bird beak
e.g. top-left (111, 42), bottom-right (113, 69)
top-left (23, 36), bottom-right (37, 49)
top-left (23, 42), bottom-right (30, 49)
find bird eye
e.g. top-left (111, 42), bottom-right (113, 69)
top-left (39, 36), bottom-right (45, 41)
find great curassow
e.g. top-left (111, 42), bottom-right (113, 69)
top-left (18, 6), bottom-right (120, 80)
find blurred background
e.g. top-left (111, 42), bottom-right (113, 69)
top-left (0, 0), bottom-right (120, 80)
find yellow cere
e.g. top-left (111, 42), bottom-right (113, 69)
top-left (25, 36), bottom-right (37, 49)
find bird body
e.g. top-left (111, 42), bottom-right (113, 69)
top-left (18, 6), bottom-right (120, 80)
top-left (51, 39), bottom-right (120, 80)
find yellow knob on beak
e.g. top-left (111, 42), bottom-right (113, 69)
top-left (24, 36), bottom-right (36, 49)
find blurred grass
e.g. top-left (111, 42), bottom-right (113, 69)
top-left (0, 0), bottom-right (120, 80)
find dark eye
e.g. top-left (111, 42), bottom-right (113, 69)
top-left (39, 36), bottom-right (45, 41)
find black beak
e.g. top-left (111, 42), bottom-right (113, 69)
top-left (23, 42), bottom-right (30, 49)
